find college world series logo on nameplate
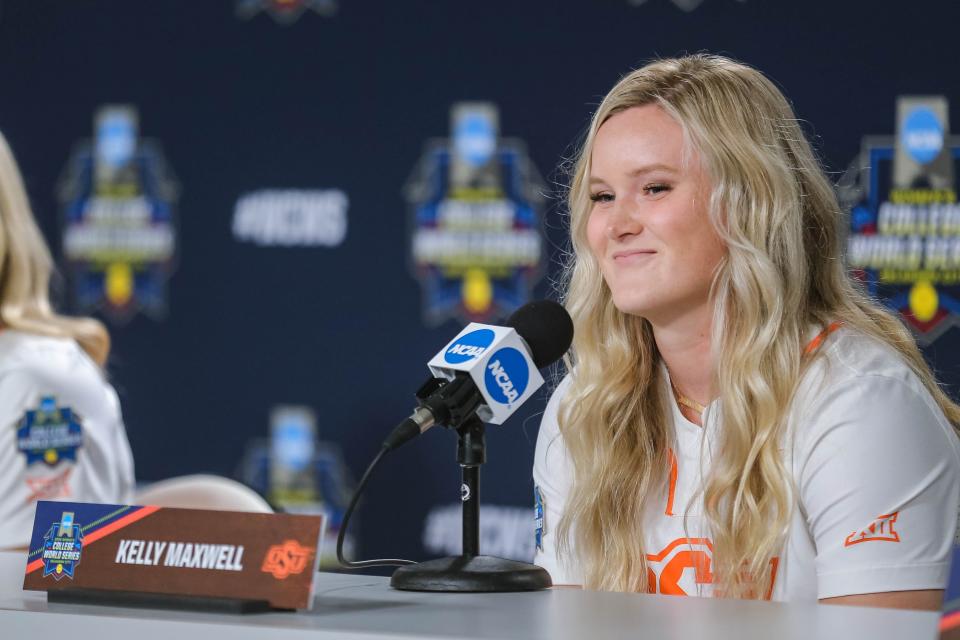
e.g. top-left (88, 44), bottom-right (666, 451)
top-left (841, 96), bottom-right (960, 343)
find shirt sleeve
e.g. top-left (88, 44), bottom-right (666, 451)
top-left (0, 341), bottom-right (135, 548)
top-left (533, 375), bottom-right (583, 585)
top-left (795, 374), bottom-right (960, 599)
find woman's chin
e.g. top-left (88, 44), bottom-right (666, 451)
top-left (610, 296), bottom-right (657, 319)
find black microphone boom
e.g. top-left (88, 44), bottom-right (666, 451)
top-left (382, 374), bottom-right (479, 451)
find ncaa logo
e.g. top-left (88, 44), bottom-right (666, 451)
top-left (453, 112), bottom-right (496, 168)
top-left (96, 109), bottom-right (136, 169)
top-left (483, 347), bottom-right (529, 404)
top-left (902, 107), bottom-right (944, 165)
top-left (445, 328), bottom-right (495, 364)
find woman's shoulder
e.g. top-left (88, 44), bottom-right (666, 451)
top-left (804, 326), bottom-right (929, 397)
top-left (792, 325), bottom-right (955, 448)
top-left (0, 329), bottom-right (100, 381)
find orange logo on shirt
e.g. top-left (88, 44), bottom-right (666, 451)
top-left (645, 538), bottom-right (779, 599)
top-left (261, 540), bottom-right (312, 579)
top-left (844, 512), bottom-right (900, 547)
top-left (646, 537), bottom-right (714, 596)
top-left (25, 468), bottom-right (72, 501)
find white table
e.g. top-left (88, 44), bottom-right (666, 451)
top-left (0, 552), bottom-right (940, 639)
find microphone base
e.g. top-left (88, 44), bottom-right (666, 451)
top-left (390, 555), bottom-right (552, 592)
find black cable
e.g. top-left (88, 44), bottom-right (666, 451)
top-left (337, 446), bottom-right (416, 569)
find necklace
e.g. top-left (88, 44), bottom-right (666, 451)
top-left (665, 322), bottom-right (844, 419)
top-left (671, 382), bottom-right (706, 415)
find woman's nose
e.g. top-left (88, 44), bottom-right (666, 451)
top-left (606, 197), bottom-right (643, 239)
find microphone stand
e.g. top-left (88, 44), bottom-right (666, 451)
top-left (390, 414), bottom-right (552, 592)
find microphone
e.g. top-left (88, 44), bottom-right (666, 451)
top-left (383, 300), bottom-right (573, 451)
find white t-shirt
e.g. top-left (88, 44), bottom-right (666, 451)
top-left (0, 330), bottom-right (135, 548)
top-left (533, 327), bottom-right (960, 601)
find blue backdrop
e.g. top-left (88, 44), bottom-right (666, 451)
top-left (1, 0), bottom-right (957, 565)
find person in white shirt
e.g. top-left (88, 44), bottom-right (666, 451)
top-left (0, 130), bottom-right (134, 549)
top-left (533, 54), bottom-right (960, 611)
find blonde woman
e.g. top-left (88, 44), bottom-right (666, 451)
top-left (533, 55), bottom-right (960, 610)
top-left (0, 130), bottom-right (134, 549)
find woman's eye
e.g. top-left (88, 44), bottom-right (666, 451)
top-left (589, 192), bottom-right (614, 203)
top-left (644, 183), bottom-right (671, 195)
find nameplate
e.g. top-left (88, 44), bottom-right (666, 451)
top-left (23, 501), bottom-right (324, 610)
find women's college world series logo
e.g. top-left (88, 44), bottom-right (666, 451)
top-left (17, 396), bottom-right (83, 468)
top-left (406, 103), bottom-right (545, 326)
top-left (59, 106), bottom-right (178, 324)
top-left (840, 96), bottom-right (960, 343)
top-left (41, 512), bottom-right (84, 580)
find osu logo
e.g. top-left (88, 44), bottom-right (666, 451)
top-left (646, 538), bottom-right (714, 596)
top-left (645, 538), bottom-right (779, 599)
top-left (261, 540), bottom-right (312, 579)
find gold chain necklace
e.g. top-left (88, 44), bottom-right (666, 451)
top-left (671, 382), bottom-right (706, 415)
top-left (666, 322), bottom-right (844, 419)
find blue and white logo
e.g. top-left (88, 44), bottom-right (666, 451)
top-left (406, 103), bottom-right (545, 326)
top-left (445, 328), bottom-right (496, 364)
top-left (453, 112), bottom-right (496, 168)
top-left (60, 105), bottom-right (178, 325)
top-left (483, 347), bottom-right (529, 404)
top-left (17, 396), bottom-right (83, 467)
top-left (273, 414), bottom-right (314, 472)
top-left (902, 107), bottom-right (944, 165)
top-left (96, 109), bottom-right (137, 169)
top-left (42, 511), bottom-right (84, 580)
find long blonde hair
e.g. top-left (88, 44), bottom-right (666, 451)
top-left (0, 130), bottom-right (110, 365)
top-left (557, 54), bottom-right (960, 597)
